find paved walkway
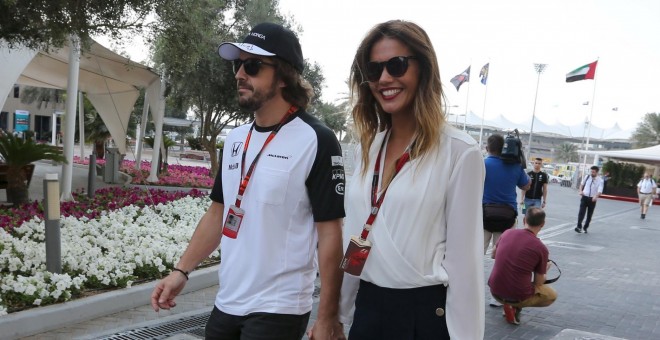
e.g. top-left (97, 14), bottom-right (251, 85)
top-left (5, 159), bottom-right (660, 339)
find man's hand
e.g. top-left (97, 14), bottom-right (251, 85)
top-left (592, 197), bottom-right (598, 202)
top-left (307, 317), bottom-right (346, 340)
top-left (541, 201), bottom-right (546, 208)
top-left (150, 272), bottom-right (188, 312)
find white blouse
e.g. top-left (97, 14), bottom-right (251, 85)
top-left (339, 126), bottom-right (485, 339)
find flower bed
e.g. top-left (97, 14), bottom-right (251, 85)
top-left (73, 156), bottom-right (214, 188)
top-left (0, 187), bottom-right (212, 315)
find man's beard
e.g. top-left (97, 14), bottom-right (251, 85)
top-left (238, 80), bottom-right (278, 111)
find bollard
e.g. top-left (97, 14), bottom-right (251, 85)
top-left (88, 153), bottom-right (96, 198)
top-left (43, 173), bottom-right (62, 273)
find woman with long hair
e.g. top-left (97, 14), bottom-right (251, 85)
top-left (338, 20), bottom-right (485, 339)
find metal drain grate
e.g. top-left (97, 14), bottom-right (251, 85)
top-left (97, 311), bottom-right (210, 339)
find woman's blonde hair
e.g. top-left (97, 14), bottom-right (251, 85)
top-left (349, 20), bottom-right (445, 176)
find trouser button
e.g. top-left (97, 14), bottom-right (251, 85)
top-left (435, 308), bottom-right (445, 316)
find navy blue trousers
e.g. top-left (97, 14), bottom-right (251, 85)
top-left (349, 280), bottom-right (449, 340)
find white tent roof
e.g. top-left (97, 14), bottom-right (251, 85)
top-left (579, 144), bottom-right (660, 165)
top-left (0, 39), bottom-right (162, 154)
top-left (461, 110), bottom-right (632, 140)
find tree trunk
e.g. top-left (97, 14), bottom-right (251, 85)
top-left (6, 166), bottom-right (29, 206)
top-left (95, 140), bottom-right (105, 159)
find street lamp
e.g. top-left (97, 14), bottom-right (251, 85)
top-left (526, 63), bottom-right (547, 161)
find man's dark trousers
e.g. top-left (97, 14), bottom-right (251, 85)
top-left (577, 196), bottom-right (597, 230)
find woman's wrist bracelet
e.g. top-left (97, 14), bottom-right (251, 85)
top-left (172, 268), bottom-right (189, 280)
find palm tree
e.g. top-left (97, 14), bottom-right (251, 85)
top-left (85, 109), bottom-right (112, 159)
top-left (0, 134), bottom-right (66, 205)
top-left (143, 135), bottom-right (177, 172)
top-left (631, 112), bottom-right (660, 148)
top-left (556, 143), bottom-right (578, 163)
top-left (20, 86), bottom-right (64, 110)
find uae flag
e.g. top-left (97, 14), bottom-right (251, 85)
top-left (566, 60), bottom-right (598, 82)
top-left (450, 66), bottom-right (470, 91)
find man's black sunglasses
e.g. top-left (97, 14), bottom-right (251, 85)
top-left (233, 58), bottom-right (276, 76)
top-left (365, 56), bottom-right (417, 82)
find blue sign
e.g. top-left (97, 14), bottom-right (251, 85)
top-left (14, 110), bottom-right (30, 132)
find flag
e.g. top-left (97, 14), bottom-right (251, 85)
top-left (450, 66), bottom-right (470, 91)
top-left (566, 60), bottom-right (598, 82)
top-left (479, 63), bottom-right (489, 85)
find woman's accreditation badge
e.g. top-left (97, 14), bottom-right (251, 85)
top-left (222, 205), bottom-right (245, 239)
top-left (340, 235), bottom-right (372, 276)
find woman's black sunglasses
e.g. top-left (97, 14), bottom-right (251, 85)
top-left (365, 56), bottom-right (417, 82)
top-left (233, 58), bottom-right (276, 76)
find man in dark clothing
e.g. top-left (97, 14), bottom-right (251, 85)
top-left (522, 158), bottom-right (548, 209)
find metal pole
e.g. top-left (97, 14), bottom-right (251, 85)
top-left (88, 153), bottom-right (96, 198)
top-left (581, 60), bottom-right (599, 181)
top-left (526, 63), bottom-right (547, 161)
top-left (43, 173), bottom-right (61, 273)
top-left (78, 91), bottom-right (85, 159)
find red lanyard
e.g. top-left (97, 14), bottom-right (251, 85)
top-left (360, 131), bottom-right (413, 240)
top-left (234, 105), bottom-right (298, 208)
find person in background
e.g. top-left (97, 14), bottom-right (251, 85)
top-left (338, 20), bottom-right (485, 339)
top-left (151, 23), bottom-right (346, 340)
top-left (522, 157), bottom-right (548, 209)
top-left (489, 207), bottom-right (557, 325)
top-left (637, 172), bottom-right (656, 219)
top-left (575, 165), bottom-right (604, 233)
top-left (482, 133), bottom-right (531, 306)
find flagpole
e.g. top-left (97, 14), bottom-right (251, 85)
top-left (478, 62), bottom-right (490, 149)
top-left (463, 62), bottom-right (472, 131)
top-left (581, 57), bottom-right (599, 181)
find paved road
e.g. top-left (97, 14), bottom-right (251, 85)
top-left (18, 182), bottom-right (660, 339)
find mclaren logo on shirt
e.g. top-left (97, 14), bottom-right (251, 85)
top-left (231, 142), bottom-right (243, 157)
top-left (267, 153), bottom-right (291, 160)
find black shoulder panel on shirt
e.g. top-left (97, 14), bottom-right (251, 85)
top-left (297, 110), bottom-right (346, 222)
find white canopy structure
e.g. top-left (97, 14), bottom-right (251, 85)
top-left (460, 110), bottom-right (632, 141)
top-left (579, 144), bottom-right (660, 165)
top-left (1, 38), bottom-right (167, 199)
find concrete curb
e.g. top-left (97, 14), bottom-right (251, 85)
top-left (0, 265), bottom-right (219, 339)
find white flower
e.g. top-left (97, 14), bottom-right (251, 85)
top-left (0, 195), bottom-right (213, 314)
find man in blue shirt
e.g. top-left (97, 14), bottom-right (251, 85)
top-left (483, 134), bottom-right (530, 307)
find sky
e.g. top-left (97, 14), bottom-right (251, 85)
top-left (276, 0), bottom-right (660, 132)
top-left (101, 0), bottom-right (660, 133)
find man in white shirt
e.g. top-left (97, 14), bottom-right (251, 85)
top-left (150, 23), bottom-right (346, 340)
top-left (637, 173), bottom-right (657, 219)
top-left (575, 165), bottom-right (604, 233)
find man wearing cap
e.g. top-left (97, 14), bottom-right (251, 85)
top-left (151, 23), bottom-right (346, 340)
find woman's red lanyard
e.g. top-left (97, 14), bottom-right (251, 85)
top-left (234, 105), bottom-right (297, 208)
top-left (360, 131), bottom-right (413, 240)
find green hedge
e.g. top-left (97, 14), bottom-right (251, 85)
top-left (602, 160), bottom-right (646, 188)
